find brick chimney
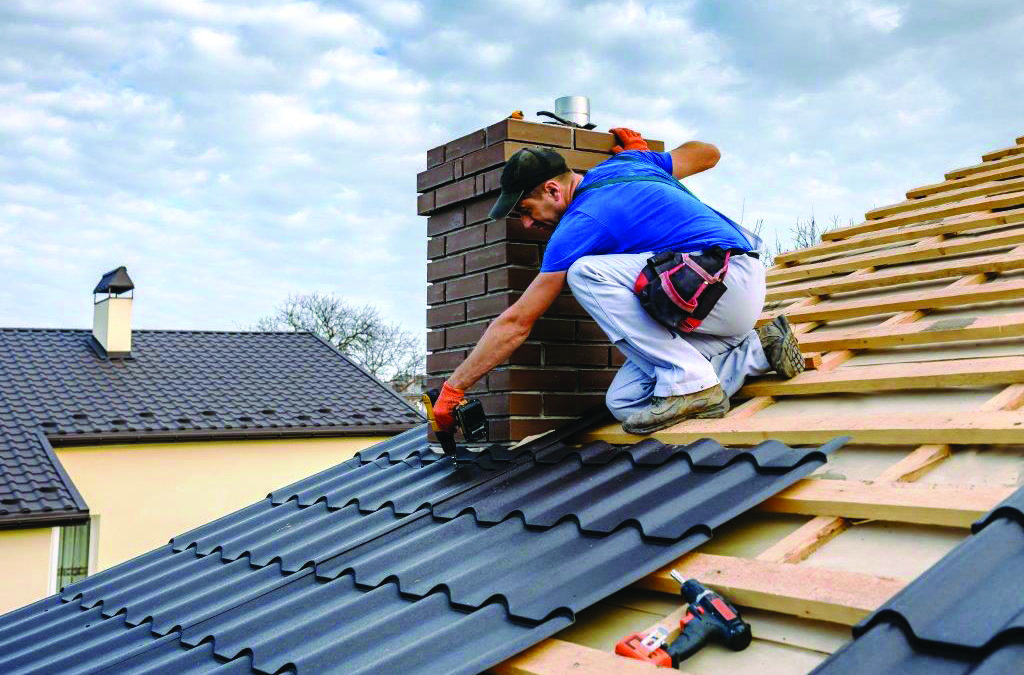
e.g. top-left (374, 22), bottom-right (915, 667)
top-left (420, 117), bottom-right (664, 443)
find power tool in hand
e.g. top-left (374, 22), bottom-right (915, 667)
top-left (422, 388), bottom-right (487, 461)
top-left (615, 571), bottom-right (751, 668)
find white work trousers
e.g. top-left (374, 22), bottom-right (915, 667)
top-left (566, 252), bottom-right (771, 421)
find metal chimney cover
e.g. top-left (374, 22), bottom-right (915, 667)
top-left (554, 96), bottom-right (590, 127)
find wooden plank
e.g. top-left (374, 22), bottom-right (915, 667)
top-left (739, 355), bottom-right (1024, 397)
top-left (580, 410), bottom-right (1024, 446)
top-left (766, 248), bottom-right (1024, 301)
top-left (767, 226), bottom-right (1024, 283)
top-left (909, 161), bottom-right (1024, 199)
top-left (756, 515), bottom-right (850, 565)
top-left (981, 144), bottom-right (1024, 163)
top-left (775, 206), bottom-right (1024, 266)
top-left (823, 189), bottom-right (1024, 242)
top-left (794, 312), bottom-right (1024, 352)
top-left (980, 382), bottom-right (1024, 411)
top-left (868, 175), bottom-right (1024, 220)
top-left (635, 553), bottom-right (906, 626)
top-left (878, 445), bottom-right (951, 483)
top-left (766, 278), bottom-right (1024, 325)
top-left (946, 154), bottom-right (1024, 180)
top-left (761, 479), bottom-right (1013, 527)
top-left (495, 639), bottom-right (663, 675)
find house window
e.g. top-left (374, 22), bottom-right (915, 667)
top-left (56, 522), bottom-right (90, 589)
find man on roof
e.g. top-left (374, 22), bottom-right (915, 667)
top-left (432, 128), bottom-right (804, 436)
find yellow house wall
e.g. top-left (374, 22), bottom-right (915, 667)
top-left (55, 435), bottom-right (388, 574)
top-left (0, 527), bottom-right (53, 615)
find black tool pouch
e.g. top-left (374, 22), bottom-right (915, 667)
top-left (633, 248), bottom-right (731, 336)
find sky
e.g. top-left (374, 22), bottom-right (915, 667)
top-left (2, 0), bottom-right (1023, 338)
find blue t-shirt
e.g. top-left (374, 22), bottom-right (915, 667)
top-left (540, 150), bottom-right (754, 272)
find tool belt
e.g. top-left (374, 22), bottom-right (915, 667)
top-left (634, 247), bottom-right (750, 335)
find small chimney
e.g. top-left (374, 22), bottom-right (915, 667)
top-left (92, 266), bottom-right (134, 357)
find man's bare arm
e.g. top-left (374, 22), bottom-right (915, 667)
top-left (447, 271), bottom-right (566, 390)
top-left (669, 141), bottom-right (720, 179)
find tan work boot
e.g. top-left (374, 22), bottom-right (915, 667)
top-left (755, 315), bottom-right (805, 379)
top-left (621, 384), bottom-right (729, 435)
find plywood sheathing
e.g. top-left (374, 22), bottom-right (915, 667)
top-left (501, 135), bottom-right (1024, 675)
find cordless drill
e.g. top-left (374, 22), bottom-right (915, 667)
top-left (422, 388), bottom-right (487, 461)
top-left (616, 572), bottom-right (751, 668)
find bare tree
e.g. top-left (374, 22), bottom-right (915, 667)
top-left (256, 293), bottom-right (425, 383)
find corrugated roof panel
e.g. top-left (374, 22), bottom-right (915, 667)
top-left (0, 425), bottom-right (839, 674)
top-left (814, 484), bottom-right (1024, 673)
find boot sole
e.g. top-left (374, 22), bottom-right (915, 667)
top-left (775, 321), bottom-right (806, 380)
top-left (622, 398), bottom-right (730, 435)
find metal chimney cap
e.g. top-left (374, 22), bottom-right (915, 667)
top-left (554, 96), bottom-right (590, 126)
top-left (93, 266), bottom-right (135, 295)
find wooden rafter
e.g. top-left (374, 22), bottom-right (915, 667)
top-left (867, 175), bottom-right (1024, 220)
top-left (945, 154), bottom-right (1024, 181)
top-left (793, 311), bottom-right (1024, 352)
top-left (908, 159), bottom-right (1024, 199)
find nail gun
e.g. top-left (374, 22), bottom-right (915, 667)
top-left (616, 572), bottom-right (751, 668)
top-left (422, 388), bottom-right (487, 462)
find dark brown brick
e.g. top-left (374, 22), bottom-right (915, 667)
top-left (424, 375), bottom-right (445, 391)
top-left (426, 302), bottom-right (465, 327)
top-left (417, 161), bottom-right (454, 192)
top-left (446, 224), bottom-right (487, 254)
top-left (427, 145), bottom-right (446, 168)
top-left (426, 283), bottom-right (445, 304)
top-left (477, 393), bottom-right (543, 417)
top-left (426, 330), bottom-right (445, 351)
top-left (426, 350), bottom-right (466, 374)
top-left (543, 393), bottom-right (606, 416)
top-left (531, 318), bottom-right (575, 341)
top-left (574, 128), bottom-right (665, 153)
top-left (610, 347), bottom-right (626, 366)
top-left (445, 273), bottom-right (486, 301)
top-left (445, 321), bottom-right (488, 347)
top-left (487, 267), bottom-right (535, 292)
top-left (549, 294), bottom-right (588, 317)
top-left (508, 417), bottom-right (568, 441)
top-left (466, 292), bottom-right (520, 321)
top-left (545, 344), bottom-right (609, 366)
top-left (465, 242), bottom-right (539, 273)
top-left (461, 143), bottom-right (507, 175)
top-left (417, 191), bottom-right (435, 215)
top-left (488, 368), bottom-right (577, 392)
top-left (486, 217), bottom-right (551, 244)
top-left (426, 255), bottom-right (464, 282)
top-left (466, 196), bottom-right (498, 224)
top-left (435, 176), bottom-right (477, 209)
top-left (576, 320), bottom-right (608, 342)
top-left (445, 129), bottom-right (487, 159)
top-left (454, 157), bottom-right (464, 179)
top-left (504, 343), bottom-right (542, 365)
top-left (486, 118), bottom-right (572, 148)
top-left (427, 236), bottom-right (445, 259)
top-left (427, 205), bottom-right (465, 236)
top-left (481, 166), bottom-right (503, 193)
top-left (578, 369), bottom-right (617, 390)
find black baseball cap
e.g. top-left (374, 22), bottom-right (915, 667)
top-left (488, 146), bottom-right (570, 220)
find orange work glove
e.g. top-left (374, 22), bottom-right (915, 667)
top-left (610, 127), bottom-right (650, 153)
top-left (432, 381), bottom-right (465, 432)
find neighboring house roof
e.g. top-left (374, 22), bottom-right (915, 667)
top-left (813, 484), bottom-right (1024, 673)
top-left (0, 419), bottom-right (842, 674)
top-left (0, 329), bottom-right (422, 527)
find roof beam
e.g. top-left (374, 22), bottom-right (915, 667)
top-left (764, 277), bottom-right (1024, 325)
top-left (495, 639), bottom-right (663, 675)
top-left (793, 312), bottom-right (1024, 352)
top-left (767, 226), bottom-right (1024, 283)
top-left (981, 144), bottom-right (1024, 163)
top-left (634, 553), bottom-right (906, 626)
top-left (738, 355), bottom-right (1024, 397)
top-left (773, 206), bottom-right (1024, 266)
top-left (759, 478), bottom-right (1014, 528)
top-left (580, 410), bottom-right (1024, 446)
top-left (868, 175), bottom-right (1024, 220)
top-left (946, 154), bottom-right (1024, 180)
top-left (823, 189), bottom-right (1024, 242)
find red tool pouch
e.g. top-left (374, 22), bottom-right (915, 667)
top-left (633, 248), bottom-right (732, 336)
